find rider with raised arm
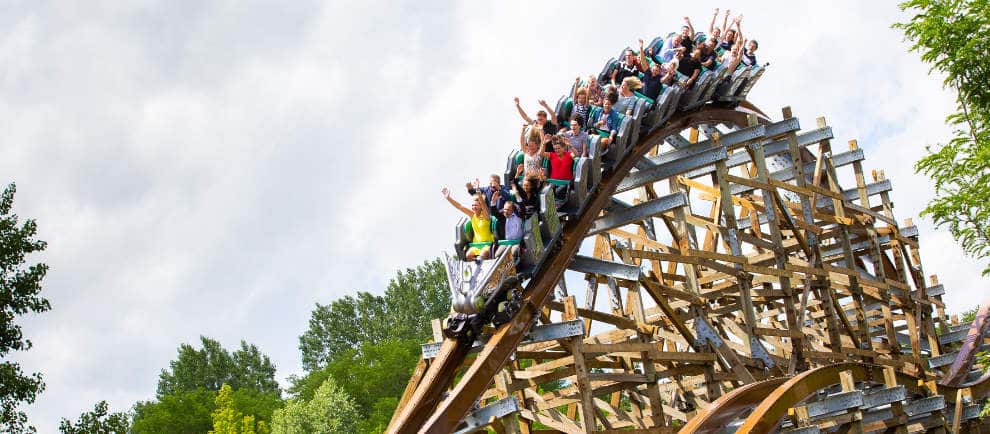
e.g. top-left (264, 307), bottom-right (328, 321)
top-left (571, 78), bottom-right (591, 123)
top-left (680, 16), bottom-right (696, 51)
top-left (518, 125), bottom-right (546, 180)
top-left (721, 37), bottom-right (746, 71)
top-left (639, 39), bottom-right (675, 100)
top-left (467, 175), bottom-right (510, 217)
top-left (442, 186), bottom-right (494, 261)
top-left (611, 49), bottom-right (645, 86)
top-left (719, 15), bottom-right (743, 54)
top-left (509, 175), bottom-right (542, 221)
top-left (514, 97), bottom-right (559, 140)
top-left (708, 8), bottom-right (725, 43)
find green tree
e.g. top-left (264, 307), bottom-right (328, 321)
top-left (158, 336), bottom-right (279, 397)
top-left (132, 389), bottom-right (215, 434)
top-left (271, 376), bottom-right (359, 434)
top-left (0, 183), bottom-right (50, 433)
top-left (58, 400), bottom-right (130, 434)
top-left (895, 0), bottom-right (990, 275)
top-left (298, 258), bottom-right (448, 371)
top-left (290, 339), bottom-right (420, 433)
top-left (133, 337), bottom-right (282, 433)
top-left (210, 384), bottom-right (270, 434)
top-left (961, 307), bottom-right (978, 323)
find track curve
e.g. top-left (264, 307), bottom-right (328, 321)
top-left (681, 361), bottom-right (990, 433)
top-left (388, 105), bottom-right (764, 434)
top-left (679, 377), bottom-right (789, 434)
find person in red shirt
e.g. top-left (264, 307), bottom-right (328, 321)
top-left (541, 135), bottom-right (576, 200)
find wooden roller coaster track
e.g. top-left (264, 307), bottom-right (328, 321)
top-left (385, 63), bottom-right (990, 433)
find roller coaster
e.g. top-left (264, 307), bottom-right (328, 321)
top-left (386, 29), bottom-right (990, 434)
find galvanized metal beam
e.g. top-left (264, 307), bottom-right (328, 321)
top-left (588, 192), bottom-right (688, 234)
top-left (568, 255), bottom-right (642, 281)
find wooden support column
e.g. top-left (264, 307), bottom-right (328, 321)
top-left (839, 370), bottom-right (865, 434)
top-left (746, 125), bottom-right (807, 372)
top-left (712, 134), bottom-right (758, 335)
top-left (627, 282), bottom-right (667, 428)
top-left (563, 296), bottom-right (598, 433)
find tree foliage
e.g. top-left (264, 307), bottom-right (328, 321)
top-left (271, 376), bottom-right (359, 434)
top-left (290, 258), bottom-right (449, 432)
top-left (58, 400), bottom-right (130, 434)
top-left (895, 0), bottom-right (990, 275)
top-left (133, 337), bottom-right (282, 433)
top-left (210, 384), bottom-right (270, 434)
top-left (132, 389), bottom-right (216, 434)
top-left (158, 336), bottom-right (280, 398)
top-left (290, 339), bottom-right (420, 433)
top-left (298, 258), bottom-right (448, 371)
top-left (0, 183), bottom-right (50, 433)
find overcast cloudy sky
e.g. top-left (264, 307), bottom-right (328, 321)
top-left (2, 1), bottom-right (986, 430)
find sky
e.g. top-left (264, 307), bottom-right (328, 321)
top-left (1, 0), bottom-right (986, 430)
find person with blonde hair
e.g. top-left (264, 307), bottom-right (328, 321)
top-left (441, 187), bottom-right (494, 261)
top-left (614, 76), bottom-right (643, 116)
top-left (517, 124), bottom-right (546, 180)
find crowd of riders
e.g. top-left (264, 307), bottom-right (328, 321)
top-left (443, 9), bottom-right (759, 262)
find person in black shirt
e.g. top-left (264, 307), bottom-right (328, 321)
top-left (510, 175), bottom-right (542, 221)
top-left (642, 62), bottom-right (675, 100)
top-left (676, 47), bottom-right (703, 88)
top-left (638, 38), bottom-right (675, 101)
top-left (611, 49), bottom-right (644, 86)
top-left (742, 40), bottom-right (758, 66)
top-left (679, 17), bottom-right (696, 52)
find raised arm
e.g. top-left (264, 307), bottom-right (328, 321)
top-left (683, 16), bottom-right (695, 38)
top-left (708, 8), bottom-right (719, 35)
top-left (538, 99), bottom-right (558, 125)
top-left (519, 124), bottom-right (528, 150)
top-left (721, 9), bottom-right (731, 36)
top-left (572, 76), bottom-right (581, 101)
top-left (442, 187), bottom-right (473, 218)
top-left (734, 15), bottom-right (744, 42)
top-left (513, 97), bottom-right (533, 124)
top-left (637, 39), bottom-right (650, 72)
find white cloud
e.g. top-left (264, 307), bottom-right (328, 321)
top-left (1, 1), bottom-right (985, 431)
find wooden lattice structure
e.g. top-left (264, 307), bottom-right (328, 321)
top-left (385, 48), bottom-right (990, 434)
